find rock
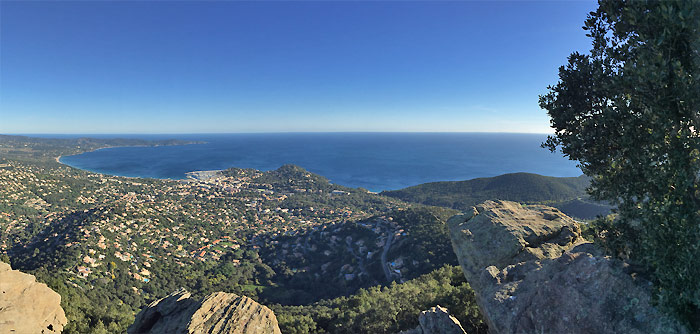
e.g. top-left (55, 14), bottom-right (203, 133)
top-left (448, 200), bottom-right (689, 334)
top-left (417, 305), bottom-right (467, 334)
top-left (399, 305), bottom-right (466, 334)
top-left (0, 261), bottom-right (67, 333)
top-left (448, 200), bottom-right (583, 281)
top-left (128, 289), bottom-right (200, 333)
top-left (128, 289), bottom-right (282, 334)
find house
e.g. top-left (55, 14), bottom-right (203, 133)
top-left (77, 266), bottom-right (91, 277)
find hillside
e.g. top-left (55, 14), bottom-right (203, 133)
top-left (0, 135), bottom-right (609, 333)
top-left (256, 206), bottom-right (459, 305)
top-left (381, 173), bottom-right (611, 219)
top-left (0, 135), bottom-right (414, 332)
top-left (0, 134), bottom-right (199, 164)
top-left (273, 264), bottom-right (486, 334)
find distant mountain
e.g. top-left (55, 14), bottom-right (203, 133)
top-left (0, 134), bottom-right (201, 163)
top-left (381, 173), bottom-right (611, 219)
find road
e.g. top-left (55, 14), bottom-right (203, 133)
top-left (380, 227), bottom-right (394, 282)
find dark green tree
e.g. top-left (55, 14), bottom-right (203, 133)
top-left (540, 0), bottom-right (700, 325)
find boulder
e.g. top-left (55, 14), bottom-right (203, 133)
top-left (399, 305), bottom-right (466, 334)
top-left (128, 289), bottom-right (281, 334)
top-left (448, 200), bottom-right (688, 334)
top-left (448, 200), bottom-right (583, 280)
top-left (418, 305), bottom-right (466, 334)
top-left (0, 261), bottom-right (67, 333)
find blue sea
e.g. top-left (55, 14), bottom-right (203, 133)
top-left (56, 133), bottom-right (581, 192)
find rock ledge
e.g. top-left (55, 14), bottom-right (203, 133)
top-left (448, 200), bottom-right (688, 334)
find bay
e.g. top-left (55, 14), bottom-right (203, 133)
top-left (58, 133), bottom-right (581, 192)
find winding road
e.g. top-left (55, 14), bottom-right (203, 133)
top-left (380, 227), bottom-right (394, 282)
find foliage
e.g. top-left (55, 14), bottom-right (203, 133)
top-left (388, 207), bottom-right (459, 277)
top-left (13, 248), bottom-right (276, 333)
top-left (274, 265), bottom-right (487, 334)
top-left (540, 0), bottom-right (700, 326)
top-left (0, 134), bottom-right (198, 163)
top-left (382, 172), bottom-right (588, 209)
top-left (257, 206), bottom-right (460, 305)
top-left (381, 172), bottom-right (610, 219)
top-left (1, 135), bottom-right (480, 333)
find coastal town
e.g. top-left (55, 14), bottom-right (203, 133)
top-left (0, 135), bottom-right (469, 333)
top-left (0, 141), bottom-right (412, 300)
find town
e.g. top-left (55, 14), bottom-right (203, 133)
top-left (0, 149), bottom-right (415, 300)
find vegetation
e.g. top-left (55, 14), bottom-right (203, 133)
top-left (0, 135), bottom-right (434, 333)
top-left (274, 265), bottom-right (486, 334)
top-left (2, 132), bottom-right (644, 333)
top-left (387, 207), bottom-right (459, 277)
top-left (0, 134), bottom-right (198, 163)
top-left (257, 206), bottom-right (460, 305)
top-left (24, 249), bottom-right (273, 333)
top-left (540, 0), bottom-right (700, 326)
top-left (382, 172), bottom-right (610, 219)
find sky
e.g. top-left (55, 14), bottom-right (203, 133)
top-left (0, 1), bottom-right (597, 134)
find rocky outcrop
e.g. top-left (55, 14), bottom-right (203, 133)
top-left (448, 200), bottom-right (688, 334)
top-left (128, 289), bottom-right (281, 334)
top-left (0, 261), bottom-right (67, 333)
top-left (400, 305), bottom-right (467, 334)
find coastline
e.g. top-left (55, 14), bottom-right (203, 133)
top-left (55, 141), bottom-right (206, 180)
top-left (51, 133), bottom-right (583, 191)
top-left (185, 169), bottom-right (224, 181)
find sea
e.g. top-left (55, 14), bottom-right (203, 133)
top-left (55, 133), bottom-right (581, 192)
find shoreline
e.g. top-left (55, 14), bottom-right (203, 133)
top-left (55, 141), bottom-right (206, 180)
top-left (50, 135), bottom-right (583, 192)
top-left (185, 169), bottom-right (225, 181)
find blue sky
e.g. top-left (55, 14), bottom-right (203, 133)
top-left (1, 1), bottom-right (597, 134)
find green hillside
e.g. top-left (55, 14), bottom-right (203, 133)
top-left (381, 173), bottom-right (611, 219)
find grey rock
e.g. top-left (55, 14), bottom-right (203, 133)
top-left (448, 200), bottom-right (689, 334)
top-left (128, 289), bottom-right (281, 334)
top-left (399, 305), bottom-right (466, 334)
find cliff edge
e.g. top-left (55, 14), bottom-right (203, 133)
top-left (0, 261), bottom-right (67, 333)
top-left (128, 289), bottom-right (281, 334)
top-left (448, 200), bottom-right (688, 334)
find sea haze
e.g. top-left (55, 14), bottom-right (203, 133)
top-left (58, 133), bottom-right (581, 192)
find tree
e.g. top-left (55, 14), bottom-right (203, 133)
top-left (540, 0), bottom-right (700, 325)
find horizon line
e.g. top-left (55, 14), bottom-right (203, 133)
top-left (4, 130), bottom-right (554, 136)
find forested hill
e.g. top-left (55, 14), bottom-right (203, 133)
top-left (381, 173), bottom-right (611, 219)
top-left (0, 134), bottom-right (200, 163)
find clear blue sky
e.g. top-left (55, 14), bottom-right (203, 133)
top-left (0, 1), bottom-right (597, 134)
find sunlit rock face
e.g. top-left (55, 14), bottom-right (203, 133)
top-left (448, 200), bottom-right (688, 334)
top-left (0, 261), bottom-right (68, 333)
top-left (128, 289), bottom-right (281, 334)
